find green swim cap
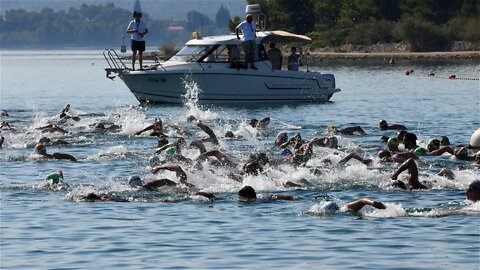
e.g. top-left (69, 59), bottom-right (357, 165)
top-left (414, 147), bottom-right (427, 156)
top-left (45, 172), bottom-right (60, 184)
top-left (387, 137), bottom-right (399, 147)
top-left (427, 139), bottom-right (440, 149)
top-left (165, 146), bottom-right (177, 155)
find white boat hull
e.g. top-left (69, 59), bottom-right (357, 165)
top-left (118, 63), bottom-right (340, 104)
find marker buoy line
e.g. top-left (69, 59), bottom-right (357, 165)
top-left (404, 70), bottom-right (479, 80)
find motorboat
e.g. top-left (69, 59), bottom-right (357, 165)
top-left (104, 11), bottom-right (340, 105)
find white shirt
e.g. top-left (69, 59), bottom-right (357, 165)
top-left (127, 19), bottom-right (148, 41)
top-left (236, 21), bottom-right (257, 41)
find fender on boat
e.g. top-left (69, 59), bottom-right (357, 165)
top-left (470, 128), bottom-right (480, 147)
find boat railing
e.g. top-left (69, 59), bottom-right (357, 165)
top-left (103, 49), bottom-right (128, 79)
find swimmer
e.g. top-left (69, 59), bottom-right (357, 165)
top-left (0, 136), bottom-right (4, 149)
top-left (453, 146), bottom-right (477, 162)
top-left (243, 153), bottom-right (269, 175)
top-left (168, 123), bottom-right (193, 136)
top-left (1, 121), bottom-right (16, 131)
top-left (196, 150), bottom-right (237, 167)
top-left (0, 110), bottom-right (10, 117)
top-left (135, 116), bottom-right (165, 137)
top-left (238, 186), bottom-right (295, 201)
top-left (94, 123), bottom-right (121, 132)
top-left (379, 120), bottom-right (407, 131)
top-left (249, 117), bottom-right (270, 129)
top-left (189, 140), bottom-right (207, 155)
top-left (150, 164), bottom-right (194, 188)
top-left (466, 180), bottom-right (480, 202)
top-left (59, 104), bottom-right (80, 122)
top-left (157, 134), bottom-right (169, 148)
top-left (320, 198), bottom-right (386, 214)
top-left (155, 137), bottom-right (186, 155)
top-left (338, 151), bottom-right (373, 166)
top-left (390, 158), bottom-right (428, 190)
top-left (42, 170), bottom-right (70, 189)
top-left (34, 143), bottom-right (77, 161)
top-left (327, 125), bottom-right (367, 136)
top-left (187, 116), bottom-right (219, 145)
top-left (81, 193), bottom-right (129, 202)
top-left (426, 138), bottom-right (454, 156)
top-left (387, 137), bottom-right (400, 152)
top-left (36, 124), bottom-right (68, 134)
top-left (402, 132), bottom-right (425, 153)
top-left (275, 132), bottom-right (288, 147)
top-left (439, 136), bottom-right (451, 146)
top-left (224, 130), bottom-right (244, 140)
top-left (38, 137), bottom-right (69, 145)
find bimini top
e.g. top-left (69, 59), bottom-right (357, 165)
top-left (185, 30), bottom-right (312, 46)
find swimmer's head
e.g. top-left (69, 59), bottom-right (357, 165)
top-left (57, 170), bottom-right (63, 180)
top-left (327, 125), bottom-right (337, 133)
top-left (165, 146), bottom-right (177, 155)
top-left (257, 152), bottom-right (269, 165)
top-left (149, 155), bottom-right (160, 166)
top-left (327, 136), bottom-right (338, 149)
top-left (403, 133), bottom-right (417, 149)
top-left (392, 180), bottom-right (407, 190)
top-left (176, 137), bottom-right (186, 147)
top-left (225, 131), bottom-right (234, 138)
top-left (387, 137), bottom-right (399, 148)
top-left (439, 136), bottom-right (450, 146)
top-left (414, 147), bottom-right (427, 156)
top-left (466, 180), bottom-right (480, 201)
top-left (249, 118), bottom-right (258, 127)
top-left (38, 137), bottom-right (51, 143)
top-left (275, 132), bottom-right (288, 146)
top-left (238, 186), bottom-right (256, 200)
top-left (379, 120), bottom-right (388, 130)
top-left (475, 151), bottom-right (480, 164)
top-left (322, 201), bottom-right (339, 212)
top-left (397, 130), bottom-right (407, 142)
top-left (378, 150), bottom-right (391, 159)
top-left (427, 139), bottom-right (440, 151)
top-left (128, 175), bottom-right (143, 187)
top-left (280, 148), bottom-right (293, 157)
top-left (454, 146), bottom-right (468, 159)
top-left (34, 143), bottom-right (47, 155)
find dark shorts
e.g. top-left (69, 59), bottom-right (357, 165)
top-left (131, 40), bottom-right (145, 52)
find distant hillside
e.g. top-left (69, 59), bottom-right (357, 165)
top-left (0, 0), bottom-right (246, 20)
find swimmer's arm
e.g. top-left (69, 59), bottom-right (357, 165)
top-left (155, 143), bottom-right (174, 154)
top-left (430, 146), bottom-right (454, 156)
top-left (346, 198), bottom-right (386, 213)
top-left (196, 121), bottom-right (219, 145)
top-left (274, 194), bottom-right (295, 200)
top-left (190, 140), bottom-right (207, 154)
top-left (135, 124), bottom-right (154, 135)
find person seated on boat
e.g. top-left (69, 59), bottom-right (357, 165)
top-left (379, 120), bottom-right (407, 131)
top-left (327, 125), bottom-right (367, 136)
top-left (287, 47), bottom-right (302, 71)
top-left (236, 14), bottom-right (258, 70)
top-left (267, 43), bottom-right (282, 70)
top-left (34, 143), bottom-right (77, 161)
top-left (135, 116), bottom-right (165, 137)
top-left (187, 115), bottom-right (219, 145)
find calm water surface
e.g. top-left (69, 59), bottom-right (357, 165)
top-left (1, 50), bottom-right (479, 269)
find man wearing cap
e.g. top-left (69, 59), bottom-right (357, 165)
top-left (236, 14), bottom-right (257, 70)
top-left (126, 11), bottom-right (148, 71)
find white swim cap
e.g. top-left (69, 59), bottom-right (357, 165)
top-left (148, 155), bottom-right (160, 166)
top-left (128, 175), bottom-right (143, 187)
top-left (322, 201), bottom-right (339, 212)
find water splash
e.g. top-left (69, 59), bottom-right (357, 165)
top-left (180, 73), bottom-right (218, 121)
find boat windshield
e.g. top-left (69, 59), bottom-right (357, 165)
top-left (171, 45), bottom-right (226, 62)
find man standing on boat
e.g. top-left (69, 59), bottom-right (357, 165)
top-left (126, 11), bottom-right (148, 71)
top-left (236, 14), bottom-right (257, 70)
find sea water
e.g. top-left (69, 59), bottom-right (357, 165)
top-left (1, 50), bottom-right (479, 269)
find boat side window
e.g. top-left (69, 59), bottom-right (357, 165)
top-left (199, 45), bottom-right (220, 62)
top-left (170, 45), bottom-right (206, 62)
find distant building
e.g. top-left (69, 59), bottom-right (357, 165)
top-left (168, 24), bottom-right (185, 32)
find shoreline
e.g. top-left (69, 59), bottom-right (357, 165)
top-left (306, 51), bottom-right (480, 65)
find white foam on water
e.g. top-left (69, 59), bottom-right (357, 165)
top-left (181, 73), bottom-right (218, 121)
top-left (87, 145), bottom-right (128, 160)
top-left (364, 203), bottom-right (407, 218)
